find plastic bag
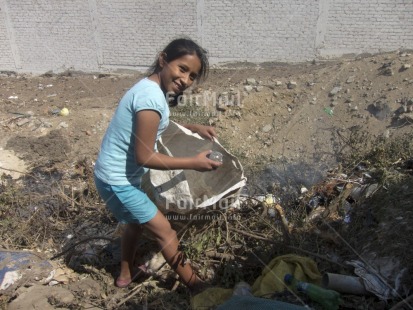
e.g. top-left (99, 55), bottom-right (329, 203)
top-left (0, 250), bottom-right (53, 291)
top-left (143, 122), bottom-right (246, 214)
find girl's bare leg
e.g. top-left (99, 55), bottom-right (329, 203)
top-left (144, 211), bottom-right (203, 290)
top-left (118, 223), bottom-right (142, 282)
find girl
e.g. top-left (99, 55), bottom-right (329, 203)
top-left (94, 38), bottom-right (221, 292)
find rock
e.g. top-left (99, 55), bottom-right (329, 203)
top-left (346, 76), bottom-right (355, 84)
top-left (244, 85), bottom-right (253, 92)
top-left (274, 81), bottom-right (283, 86)
top-left (16, 118), bottom-right (30, 127)
top-left (329, 86), bottom-right (342, 96)
top-left (287, 81), bottom-right (297, 89)
top-left (262, 124), bottom-right (272, 133)
top-left (233, 111), bottom-right (242, 119)
top-left (255, 86), bottom-right (264, 92)
top-left (58, 122), bottom-right (69, 128)
top-left (401, 64), bottom-right (411, 71)
top-left (382, 68), bottom-right (394, 76)
top-left (246, 78), bottom-right (257, 85)
top-left (208, 117), bottom-right (218, 126)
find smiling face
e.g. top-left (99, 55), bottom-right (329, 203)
top-left (157, 53), bottom-right (202, 96)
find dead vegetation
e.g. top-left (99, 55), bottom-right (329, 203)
top-left (2, 50), bottom-right (413, 308)
top-left (0, 128), bottom-right (412, 309)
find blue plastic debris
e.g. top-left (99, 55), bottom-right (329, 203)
top-left (0, 250), bottom-right (52, 291)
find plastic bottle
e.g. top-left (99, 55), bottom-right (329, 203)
top-left (207, 151), bottom-right (223, 163)
top-left (284, 274), bottom-right (341, 310)
top-left (232, 281), bottom-right (253, 296)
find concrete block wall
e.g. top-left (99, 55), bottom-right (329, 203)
top-left (0, 0), bottom-right (412, 73)
top-left (0, 0), bottom-right (17, 69)
top-left (96, 0), bottom-right (198, 68)
top-left (201, 0), bottom-right (319, 62)
top-left (321, 0), bottom-right (413, 56)
top-left (3, 0), bottom-right (98, 72)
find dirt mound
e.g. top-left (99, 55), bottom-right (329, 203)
top-left (7, 130), bottom-right (71, 164)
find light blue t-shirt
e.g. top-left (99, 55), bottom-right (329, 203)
top-left (94, 78), bottom-right (170, 185)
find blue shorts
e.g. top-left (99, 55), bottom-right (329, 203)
top-left (94, 175), bottom-right (158, 224)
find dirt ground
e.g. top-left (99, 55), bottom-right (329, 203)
top-left (1, 51), bottom-right (412, 180)
top-left (1, 50), bottom-right (413, 309)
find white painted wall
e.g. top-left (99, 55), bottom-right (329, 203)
top-left (0, 0), bottom-right (412, 73)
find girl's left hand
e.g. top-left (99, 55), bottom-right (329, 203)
top-left (184, 124), bottom-right (217, 141)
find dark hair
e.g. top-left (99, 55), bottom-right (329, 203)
top-left (148, 38), bottom-right (209, 106)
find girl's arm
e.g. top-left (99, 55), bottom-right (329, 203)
top-left (182, 124), bottom-right (217, 141)
top-left (134, 110), bottom-right (221, 172)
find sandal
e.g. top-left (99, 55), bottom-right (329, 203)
top-left (115, 265), bottom-right (148, 288)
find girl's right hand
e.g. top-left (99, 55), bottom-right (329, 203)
top-left (193, 150), bottom-right (223, 172)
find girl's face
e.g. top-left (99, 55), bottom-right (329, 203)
top-left (158, 53), bottom-right (201, 95)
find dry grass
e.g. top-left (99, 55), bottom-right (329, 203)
top-left (1, 131), bottom-right (413, 309)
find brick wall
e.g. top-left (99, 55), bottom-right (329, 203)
top-left (0, 0), bottom-right (412, 73)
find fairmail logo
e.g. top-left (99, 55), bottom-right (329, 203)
top-left (166, 90), bottom-right (243, 108)
top-left (164, 195), bottom-right (235, 212)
